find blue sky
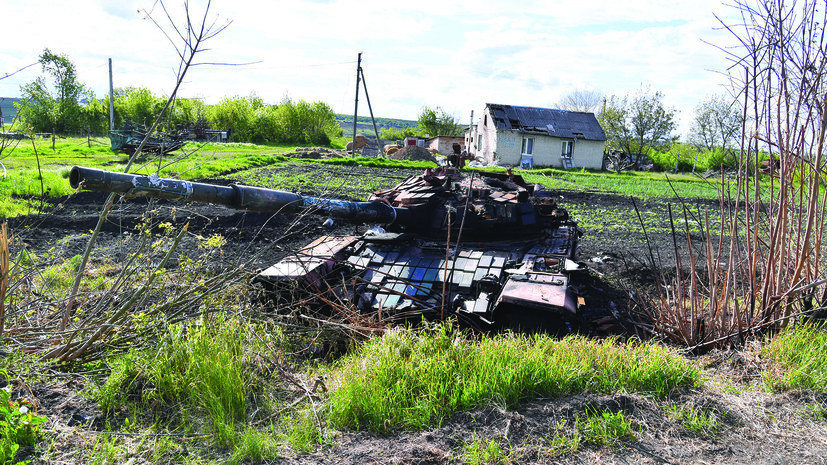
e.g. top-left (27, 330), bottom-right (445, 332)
top-left (1, 0), bottom-right (741, 136)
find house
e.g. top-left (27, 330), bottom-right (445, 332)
top-left (465, 104), bottom-right (606, 169)
top-left (426, 135), bottom-right (464, 154)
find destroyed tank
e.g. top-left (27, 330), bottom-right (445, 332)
top-left (70, 165), bottom-right (589, 332)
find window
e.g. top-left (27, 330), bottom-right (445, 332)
top-left (477, 135), bottom-right (482, 149)
top-left (484, 115), bottom-right (488, 127)
top-left (521, 137), bottom-right (534, 156)
top-left (561, 140), bottom-right (572, 158)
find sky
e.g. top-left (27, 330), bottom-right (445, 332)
top-left (1, 0), bottom-right (744, 137)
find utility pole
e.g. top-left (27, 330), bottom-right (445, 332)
top-left (108, 58), bottom-right (115, 131)
top-left (351, 52), bottom-right (361, 158)
top-left (468, 110), bottom-right (474, 152)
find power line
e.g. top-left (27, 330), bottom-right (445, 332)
top-left (0, 62), bottom-right (38, 82)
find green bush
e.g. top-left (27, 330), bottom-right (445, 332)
top-left (0, 370), bottom-right (48, 464)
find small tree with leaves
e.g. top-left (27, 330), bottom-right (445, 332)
top-left (16, 49), bottom-right (86, 133)
top-left (599, 87), bottom-right (677, 172)
top-left (417, 106), bottom-right (462, 137)
top-left (689, 93), bottom-right (744, 169)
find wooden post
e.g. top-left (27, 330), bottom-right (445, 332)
top-left (109, 58), bottom-right (115, 131)
top-left (351, 52), bottom-right (361, 158)
top-left (359, 67), bottom-right (381, 154)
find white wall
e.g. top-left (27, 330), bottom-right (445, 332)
top-left (470, 106), bottom-right (606, 169)
top-left (493, 131), bottom-right (605, 169)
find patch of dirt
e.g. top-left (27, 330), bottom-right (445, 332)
top-left (283, 147), bottom-right (349, 159)
top-left (280, 387), bottom-right (827, 465)
top-left (387, 145), bottom-right (439, 163)
top-left (6, 164), bottom-right (827, 464)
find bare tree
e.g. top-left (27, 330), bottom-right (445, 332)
top-left (54, 0), bottom-right (232, 354)
top-left (555, 89), bottom-right (604, 113)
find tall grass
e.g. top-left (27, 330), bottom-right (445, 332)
top-left (327, 325), bottom-right (700, 433)
top-left (763, 323), bottom-right (827, 392)
top-left (99, 314), bottom-right (260, 445)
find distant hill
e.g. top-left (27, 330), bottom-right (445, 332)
top-left (0, 97), bottom-right (22, 127)
top-left (336, 114), bottom-right (417, 137)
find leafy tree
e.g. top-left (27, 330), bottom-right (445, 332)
top-left (114, 87), bottom-right (166, 128)
top-left (80, 92), bottom-right (109, 135)
top-left (599, 87), bottom-right (677, 172)
top-left (207, 94), bottom-right (263, 142)
top-left (417, 106), bottom-right (461, 137)
top-left (16, 48), bottom-right (86, 133)
top-left (274, 98), bottom-right (341, 145)
top-left (556, 89), bottom-right (604, 113)
top-left (690, 94), bottom-right (743, 153)
top-left (169, 97), bottom-right (208, 130)
top-left (380, 126), bottom-right (417, 141)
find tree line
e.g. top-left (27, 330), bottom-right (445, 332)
top-left (13, 49), bottom-right (343, 145)
top-left (556, 86), bottom-right (745, 172)
top-left (379, 106), bottom-right (464, 141)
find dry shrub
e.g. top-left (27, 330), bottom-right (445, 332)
top-left (637, 0), bottom-right (827, 350)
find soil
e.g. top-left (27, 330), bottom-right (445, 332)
top-left (6, 164), bottom-right (827, 464)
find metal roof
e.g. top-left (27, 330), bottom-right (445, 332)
top-left (485, 103), bottom-right (606, 141)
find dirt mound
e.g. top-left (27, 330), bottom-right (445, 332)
top-left (387, 145), bottom-right (438, 164)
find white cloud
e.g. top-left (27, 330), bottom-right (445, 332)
top-left (2, 0), bottom-right (746, 137)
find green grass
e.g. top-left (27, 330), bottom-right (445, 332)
top-left (666, 404), bottom-right (722, 437)
top-left (517, 167), bottom-right (728, 200)
top-left (460, 437), bottom-right (514, 465)
top-left (327, 325), bottom-right (701, 433)
top-left (98, 314), bottom-right (264, 445)
top-left (576, 407), bottom-right (636, 446)
top-left (542, 409), bottom-right (635, 458)
top-left (0, 136), bottom-right (301, 214)
top-left (763, 323), bottom-right (827, 392)
top-left (545, 419), bottom-right (582, 457)
top-left (229, 427), bottom-right (280, 464)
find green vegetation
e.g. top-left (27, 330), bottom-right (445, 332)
top-left (12, 51), bottom-right (342, 145)
top-left (541, 409), bottom-right (636, 458)
top-left (460, 437), bottom-right (515, 465)
top-left (336, 114), bottom-right (417, 138)
top-left (576, 407), bottom-right (636, 446)
top-left (666, 404), bottom-right (722, 437)
top-left (0, 369), bottom-right (48, 464)
top-left (517, 166), bottom-right (723, 199)
top-left (327, 326), bottom-right (700, 433)
top-left (763, 323), bottom-right (827, 392)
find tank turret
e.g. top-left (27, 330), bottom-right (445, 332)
top-left (70, 165), bottom-right (588, 332)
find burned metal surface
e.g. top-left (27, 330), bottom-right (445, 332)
top-left (255, 166), bottom-right (588, 331)
top-left (71, 164), bottom-right (599, 332)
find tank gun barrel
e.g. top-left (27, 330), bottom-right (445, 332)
top-left (69, 166), bottom-right (397, 224)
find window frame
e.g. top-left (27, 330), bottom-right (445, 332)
top-left (561, 140), bottom-right (573, 158)
top-left (521, 137), bottom-right (535, 156)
